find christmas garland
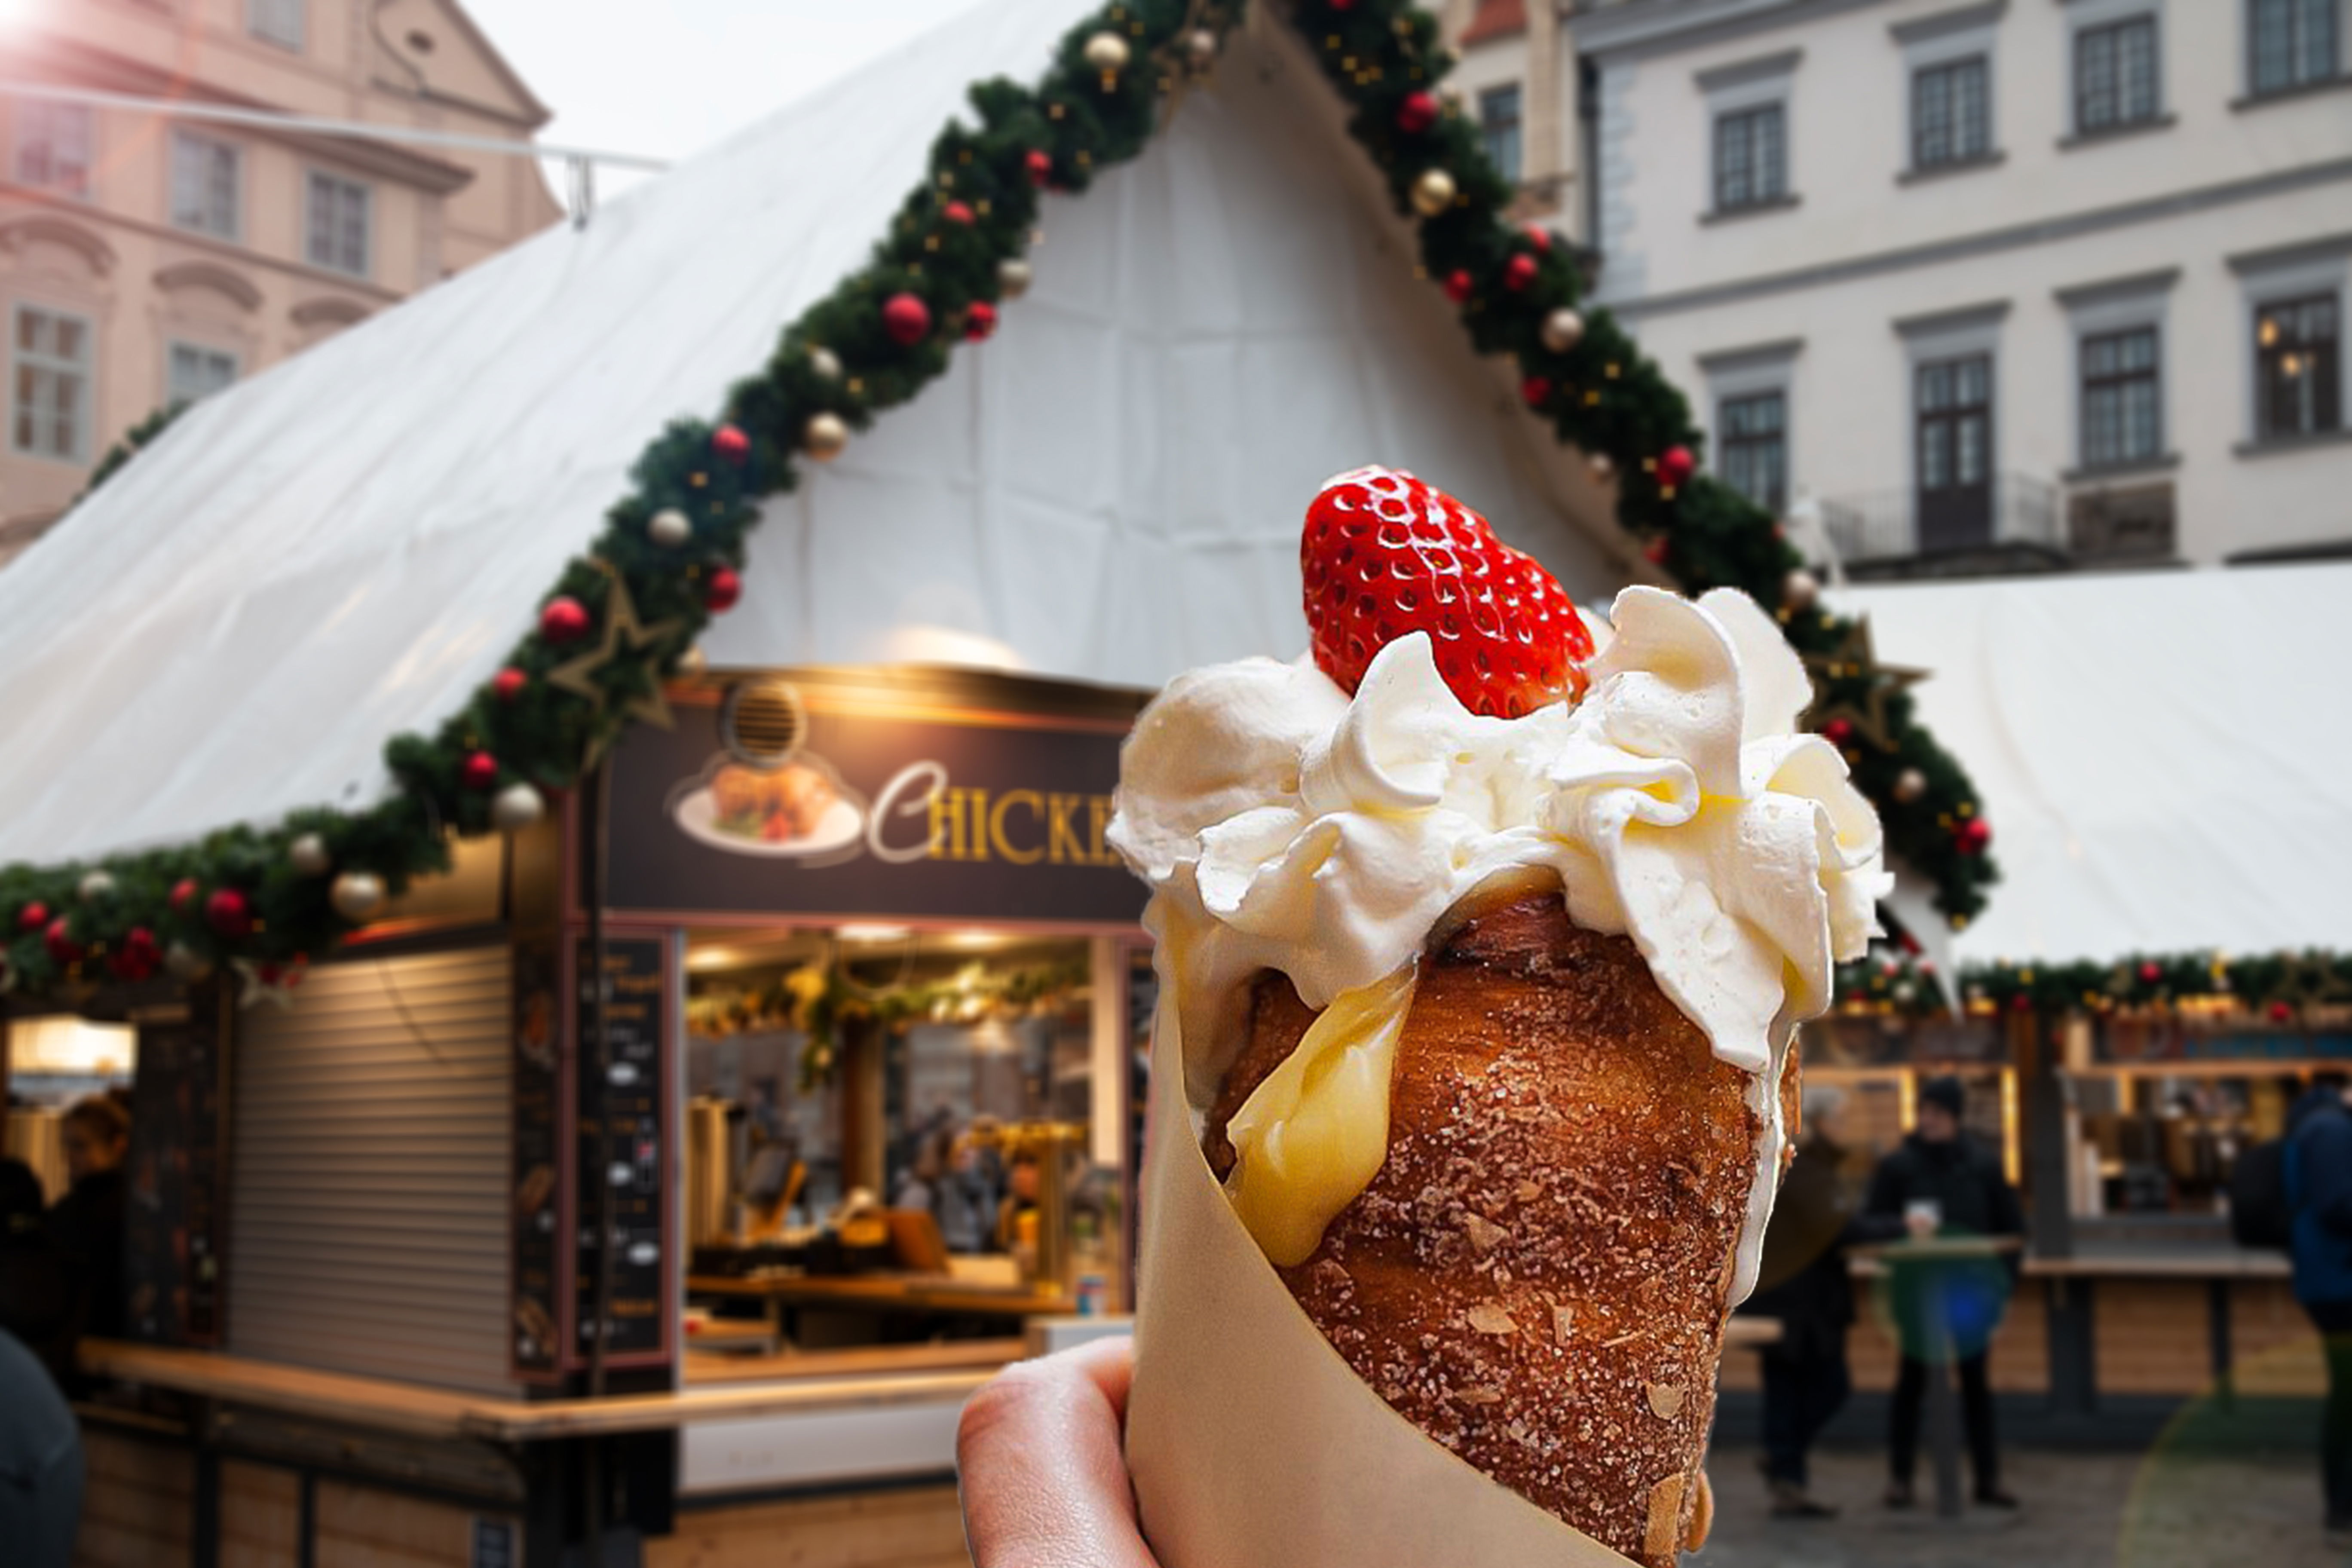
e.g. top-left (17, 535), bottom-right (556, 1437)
top-left (1, 0), bottom-right (1994, 1006)
top-left (687, 956), bottom-right (1093, 1091)
top-left (1838, 946), bottom-right (2352, 1022)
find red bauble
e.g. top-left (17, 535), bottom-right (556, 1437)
top-left (15, 900), bottom-right (46, 933)
top-left (1657, 444), bottom-right (1697, 487)
top-left (1520, 375), bottom-right (1553, 409)
top-left (942, 200), bottom-right (976, 226)
top-left (493, 667), bottom-right (528, 703)
top-left (2138, 960), bottom-right (2163, 985)
top-left (112, 927), bottom-right (160, 983)
top-left (540, 597), bottom-right (591, 645)
top-left (2010, 992), bottom-right (2034, 1013)
top-left (882, 292), bottom-right (932, 347)
top-left (704, 567), bottom-right (743, 614)
top-left (460, 751), bottom-right (498, 791)
top-left (1395, 91), bottom-right (1439, 135)
top-left (1024, 149), bottom-right (1053, 187)
top-left (44, 916), bottom-right (80, 965)
top-left (1821, 717), bottom-right (1856, 747)
top-left (964, 301), bottom-right (999, 341)
top-left (712, 424), bottom-right (750, 464)
top-left (2271, 999), bottom-right (2296, 1023)
top-left (205, 888), bottom-right (252, 940)
top-left (1955, 816), bottom-right (1993, 855)
top-left (1644, 536), bottom-right (1672, 566)
top-left (170, 878), bottom-right (199, 914)
top-left (1523, 223), bottom-right (1552, 253)
top-left (1502, 252), bottom-right (1539, 292)
top-left (1442, 269), bottom-right (1473, 304)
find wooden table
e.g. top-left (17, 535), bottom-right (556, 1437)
top-left (1850, 1237), bottom-right (2024, 1521)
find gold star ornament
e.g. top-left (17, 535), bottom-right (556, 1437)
top-left (1802, 616), bottom-right (1929, 752)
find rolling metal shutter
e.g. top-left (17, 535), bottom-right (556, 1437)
top-left (228, 946), bottom-right (514, 1395)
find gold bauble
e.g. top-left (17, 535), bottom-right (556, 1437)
top-left (1540, 308), bottom-right (1585, 355)
top-left (1410, 168), bottom-right (1457, 218)
top-left (804, 411), bottom-right (850, 462)
top-left (997, 257), bottom-right (1034, 300)
top-left (1082, 31), bottom-right (1130, 72)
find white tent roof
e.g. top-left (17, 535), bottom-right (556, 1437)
top-left (1833, 564), bottom-right (2352, 966)
top-left (0, 0), bottom-right (1621, 870)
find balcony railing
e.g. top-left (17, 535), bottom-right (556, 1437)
top-left (1819, 473), bottom-right (2063, 572)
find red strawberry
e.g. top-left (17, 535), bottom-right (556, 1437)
top-left (1302, 466), bottom-right (1595, 718)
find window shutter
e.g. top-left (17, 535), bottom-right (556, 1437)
top-left (227, 947), bottom-right (514, 1395)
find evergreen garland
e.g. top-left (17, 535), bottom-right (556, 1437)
top-left (1, 0), bottom-right (1997, 1005)
top-left (1839, 946), bottom-right (2352, 1022)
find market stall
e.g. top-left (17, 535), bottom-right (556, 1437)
top-left (0, 0), bottom-right (1997, 1563)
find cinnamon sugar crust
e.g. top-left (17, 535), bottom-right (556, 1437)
top-left (1206, 894), bottom-right (1760, 1568)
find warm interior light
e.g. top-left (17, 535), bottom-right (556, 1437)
top-left (686, 947), bottom-right (738, 972)
top-left (7, 1016), bottom-right (136, 1077)
top-left (836, 923), bottom-right (914, 944)
top-left (882, 624), bottom-right (1023, 671)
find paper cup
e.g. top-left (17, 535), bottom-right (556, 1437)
top-left (1124, 987), bottom-right (1638, 1568)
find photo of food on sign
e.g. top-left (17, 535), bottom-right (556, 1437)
top-left (668, 753), bottom-right (870, 861)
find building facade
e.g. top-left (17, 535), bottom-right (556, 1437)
top-left (1574, 0), bottom-right (2352, 576)
top-left (0, 0), bottom-right (563, 564)
top-left (1437, 0), bottom-right (1580, 225)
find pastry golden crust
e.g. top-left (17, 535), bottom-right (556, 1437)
top-left (1206, 893), bottom-right (1759, 1568)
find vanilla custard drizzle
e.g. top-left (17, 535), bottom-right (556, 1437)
top-left (1223, 964), bottom-right (1420, 1268)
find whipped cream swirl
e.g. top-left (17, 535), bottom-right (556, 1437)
top-left (1110, 585), bottom-right (1891, 1301)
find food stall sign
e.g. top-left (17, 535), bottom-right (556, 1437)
top-left (2100, 1015), bottom-right (2352, 1063)
top-left (605, 682), bottom-right (1145, 927)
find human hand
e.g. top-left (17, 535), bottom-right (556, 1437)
top-left (958, 1336), bottom-right (1163, 1568)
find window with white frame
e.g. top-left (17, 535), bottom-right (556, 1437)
top-left (170, 132), bottom-right (241, 240)
top-left (167, 342), bottom-right (239, 407)
top-left (248, 0), bottom-right (304, 50)
top-left (2231, 237), bottom-right (2349, 448)
top-left (2248, 0), bottom-right (2340, 97)
top-left (15, 101), bottom-right (93, 198)
top-left (12, 305), bottom-right (92, 462)
top-left (1699, 337), bottom-right (1801, 515)
top-left (305, 171), bottom-right (371, 277)
top-left (1478, 85), bottom-right (1522, 186)
top-left (2075, 15), bottom-right (2162, 134)
top-left (1694, 49), bottom-right (1800, 217)
top-left (2057, 270), bottom-right (2174, 474)
top-left (1891, 4), bottom-right (2003, 178)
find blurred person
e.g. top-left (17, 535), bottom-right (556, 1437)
top-left (1865, 1075), bottom-right (2023, 1510)
top-left (47, 1096), bottom-right (130, 1345)
top-left (995, 1152), bottom-right (1043, 1255)
top-left (0, 1326), bottom-right (81, 1567)
top-left (959, 1336), bottom-right (1158, 1568)
top-left (894, 1125), bottom-right (988, 1254)
top-left (1742, 1085), bottom-right (1901, 1517)
top-left (0, 1158), bottom-right (76, 1389)
top-left (2286, 1071), bottom-right (2352, 1545)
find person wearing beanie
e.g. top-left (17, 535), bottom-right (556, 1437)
top-left (1864, 1075), bottom-right (2025, 1511)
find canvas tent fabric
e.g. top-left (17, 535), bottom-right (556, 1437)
top-left (1831, 564), bottom-right (2352, 967)
top-left (0, 0), bottom-right (1614, 872)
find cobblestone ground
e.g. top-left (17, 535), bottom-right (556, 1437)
top-left (1699, 1444), bottom-right (2343, 1568)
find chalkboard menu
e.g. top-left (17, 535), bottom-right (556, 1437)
top-left (572, 935), bottom-right (670, 1365)
top-left (510, 940), bottom-right (563, 1380)
top-left (126, 996), bottom-right (227, 1346)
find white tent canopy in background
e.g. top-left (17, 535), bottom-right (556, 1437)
top-left (1832, 564), bottom-right (2352, 967)
top-left (0, 0), bottom-right (1617, 872)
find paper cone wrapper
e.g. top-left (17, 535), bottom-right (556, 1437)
top-left (1125, 989), bottom-right (1639, 1568)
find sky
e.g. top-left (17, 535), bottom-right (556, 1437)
top-left (463, 0), bottom-right (991, 202)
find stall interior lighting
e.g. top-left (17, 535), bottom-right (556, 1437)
top-left (836, 924), bottom-right (914, 945)
top-left (6, 1016), bottom-right (136, 1078)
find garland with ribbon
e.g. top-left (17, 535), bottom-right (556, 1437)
top-left (2, 0), bottom-right (1995, 1006)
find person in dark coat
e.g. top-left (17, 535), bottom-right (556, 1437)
top-left (0, 1158), bottom-right (77, 1390)
top-left (1743, 1087), bottom-right (1902, 1517)
top-left (1864, 1075), bottom-right (2024, 1510)
top-left (0, 1326), bottom-right (81, 1568)
top-left (2286, 1073), bottom-right (2352, 1544)
top-left (46, 1096), bottom-right (131, 1349)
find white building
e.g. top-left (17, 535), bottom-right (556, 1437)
top-left (1573, 0), bottom-right (2352, 576)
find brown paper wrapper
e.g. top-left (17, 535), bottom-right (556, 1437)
top-left (1125, 988), bottom-right (1640, 1568)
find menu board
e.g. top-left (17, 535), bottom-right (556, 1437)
top-left (125, 998), bottom-right (226, 1346)
top-left (510, 940), bottom-right (563, 1380)
top-left (572, 935), bottom-right (670, 1364)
